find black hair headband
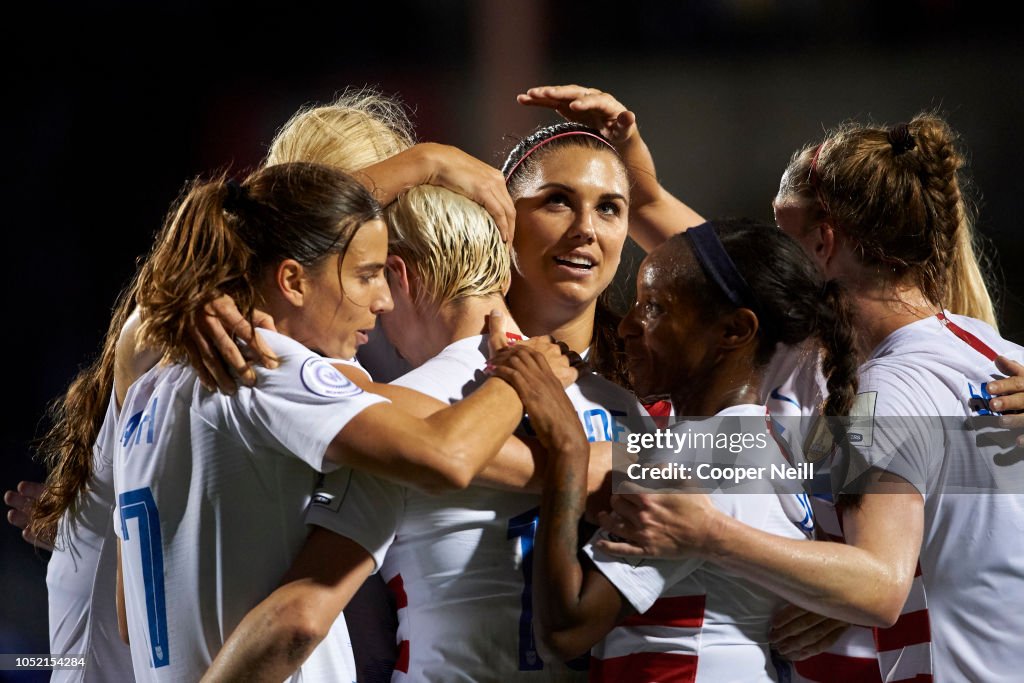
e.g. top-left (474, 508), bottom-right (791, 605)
top-left (684, 222), bottom-right (758, 311)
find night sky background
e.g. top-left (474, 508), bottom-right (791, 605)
top-left (3, 2), bottom-right (1021, 678)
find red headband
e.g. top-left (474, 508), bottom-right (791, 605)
top-left (504, 131), bottom-right (617, 182)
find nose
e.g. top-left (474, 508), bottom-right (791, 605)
top-left (567, 209), bottom-right (596, 242)
top-left (372, 278), bottom-right (394, 315)
top-left (618, 302), bottom-right (642, 339)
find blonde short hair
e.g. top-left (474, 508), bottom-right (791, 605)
top-left (264, 87), bottom-right (415, 171)
top-left (386, 186), bottom-right (510, 307)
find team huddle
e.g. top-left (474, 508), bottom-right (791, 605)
top-left (7, 84), bottom-right (1024, 683)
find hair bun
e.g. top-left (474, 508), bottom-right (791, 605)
top-left (224, 178), bottom-right (249, 212)
top-left (887, 123), bottom-right (916, 155)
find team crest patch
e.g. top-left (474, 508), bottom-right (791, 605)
top-left (300, 357), bottom-right (363, 398)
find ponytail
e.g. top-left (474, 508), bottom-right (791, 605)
top-left (816, 280), bottom-right (859, 417)
top-left (136, 176), bottom-right (257, 363)
top-left (31, 275), bottom-right (139, 548)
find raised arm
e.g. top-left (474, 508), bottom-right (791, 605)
top-left (517, 84), bottom-right (704, 252)
top-left (356, 142), bottom-right (516, 242)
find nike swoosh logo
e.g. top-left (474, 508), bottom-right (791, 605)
top-left (769, 387), bottom-right (800, 409)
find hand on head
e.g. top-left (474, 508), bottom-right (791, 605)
top-left (415, 143), bottom-right (516, 242)
top-left (517, 85), bottom-right (638, 146)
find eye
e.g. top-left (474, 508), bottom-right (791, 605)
top-left (597, 201), bottom-right (621, 216)
top-left (361, 268), bottom-right (386, 284)
top-left (642, 300), bottom-right (663, 318)
top-left (545, 192), bottom-right (570, 207)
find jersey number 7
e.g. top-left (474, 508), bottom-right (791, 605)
top-left (119, 487), bottom-right (170, 668)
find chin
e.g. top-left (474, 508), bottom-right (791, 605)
top-left (548, 281), bottom-right (605, 309)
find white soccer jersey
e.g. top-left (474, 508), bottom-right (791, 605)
top-left (584, 404), bottom-right (810, 683)
top-left (760, 343), bottom-right (886, 683)
top-left (46, 391), bottom-right (135, 682)
top-left (112, 330), bottom-right (387, 683)
top-left (306, 334), bottom-right (647, 682)
top-left (822, 312), bottom-right (1024, 683)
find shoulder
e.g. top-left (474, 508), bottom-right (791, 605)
top-left (573, 370), bottom-right (645, 415)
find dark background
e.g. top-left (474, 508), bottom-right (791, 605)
top-left (3, 2), bottom-right (1022, 678)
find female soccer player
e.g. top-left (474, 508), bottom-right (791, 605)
top-left (8, 88), bottom-right (520, 683)
top-left (111, 161), bottom-right (571, 682)
top-left (595, 114), bottom-right (1024, 683)
top-left (521, 219), bottom-right (858, 682)
top-left (207, 183), bottom-right (643, 681)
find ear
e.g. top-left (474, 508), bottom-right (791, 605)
top-left (275, 259), bottom-right (308, 307)
top-left (809, 221), bottom-right (838, 269)
top-left (386, 254), bottom-right (412, 297)
top-left (719, 308), bottom-right (759, 351)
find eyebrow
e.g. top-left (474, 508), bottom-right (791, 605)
top-left (537, 182), bottom-right (627, 202)
top-left (356, 262), bottom-right (386, 273)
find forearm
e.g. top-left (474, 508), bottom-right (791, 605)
top-left (205, 531), bottom-right (374, 682)
top-left (474, 440), bottom-right (612, 496)
top-left (616, 135), bottom-right (704, 252)
top-left (473, 435), bottom-right (547, 491)
top-left (702, 506), bottom-right (911, 627)
top-left (202, 585), bottom-right (325, 682)
top-left (533, 436), bottom-right (607, 658)
top-left (419, 377), bottom-right (524, 482)
top-left (354, 144), bottom-right (436, 206)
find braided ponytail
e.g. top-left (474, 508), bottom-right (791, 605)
top-left (816, 280), bottom-right (859, 417)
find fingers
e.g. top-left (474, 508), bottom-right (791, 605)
top-left (6, 484), bottom-right (56, 551)
top-left (772, 617), bottom-right (848, 660)
top-left (209, 295), bottom-right (280, 370)
top-left (248, 310), bottom-right (280, 370)
top-left (487, 309), bottom-right (510, 356)
top-left (7, 505), bottom-right (30, 531)
top-left (251, 308), bottom-right (278, 333)
top-left (993, 354), bottom-right (1024, 382)
top-left (17, 481), bottom-right (46, 499)
top-left (425, 145), bottom-right (515, 242)
top-left (185, 329), bottom-right (235, 394)
top-left (518, 85), bottom-right (634, 142)
top-left (482, 169), bottom-right (516, 243)
top-left (5, 488), bottom-right (33, 530)
top-left (989, 356), bottom-right (1024, 414)
top-left (770, 606), bottom-right (830, 641)
top-left (770, 602), bottom-right (810, 630)
top-left (592, 537), bottom-right (650, 558)
top-left (199, 319), bottom-right (254, 388)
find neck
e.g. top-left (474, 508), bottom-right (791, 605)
top-left (670, 355), bottom-right (762, 417)
top-left (410, 294), bottom-right (522, 366)
top-left (846, 280), bottom-right (938, 356)
top-left (507, 293), bottom-right (597, 354)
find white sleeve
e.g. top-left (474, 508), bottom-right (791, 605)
top-left (582, 528), bottom-right (703, 615)
top-left (244, 345), bottom-right (389, 473)
top-left (834, 367), bottom-right (940, 498)
top-left (304, 468), bottom-right (403, 573)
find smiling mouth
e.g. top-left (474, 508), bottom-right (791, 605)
top-left (553, 255), bottom-right (595, 270)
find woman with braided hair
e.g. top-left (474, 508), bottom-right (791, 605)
top-left (591, 112), bottom-right (1024, 682)
top-left (525, 218), bottom-right (859, 682)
